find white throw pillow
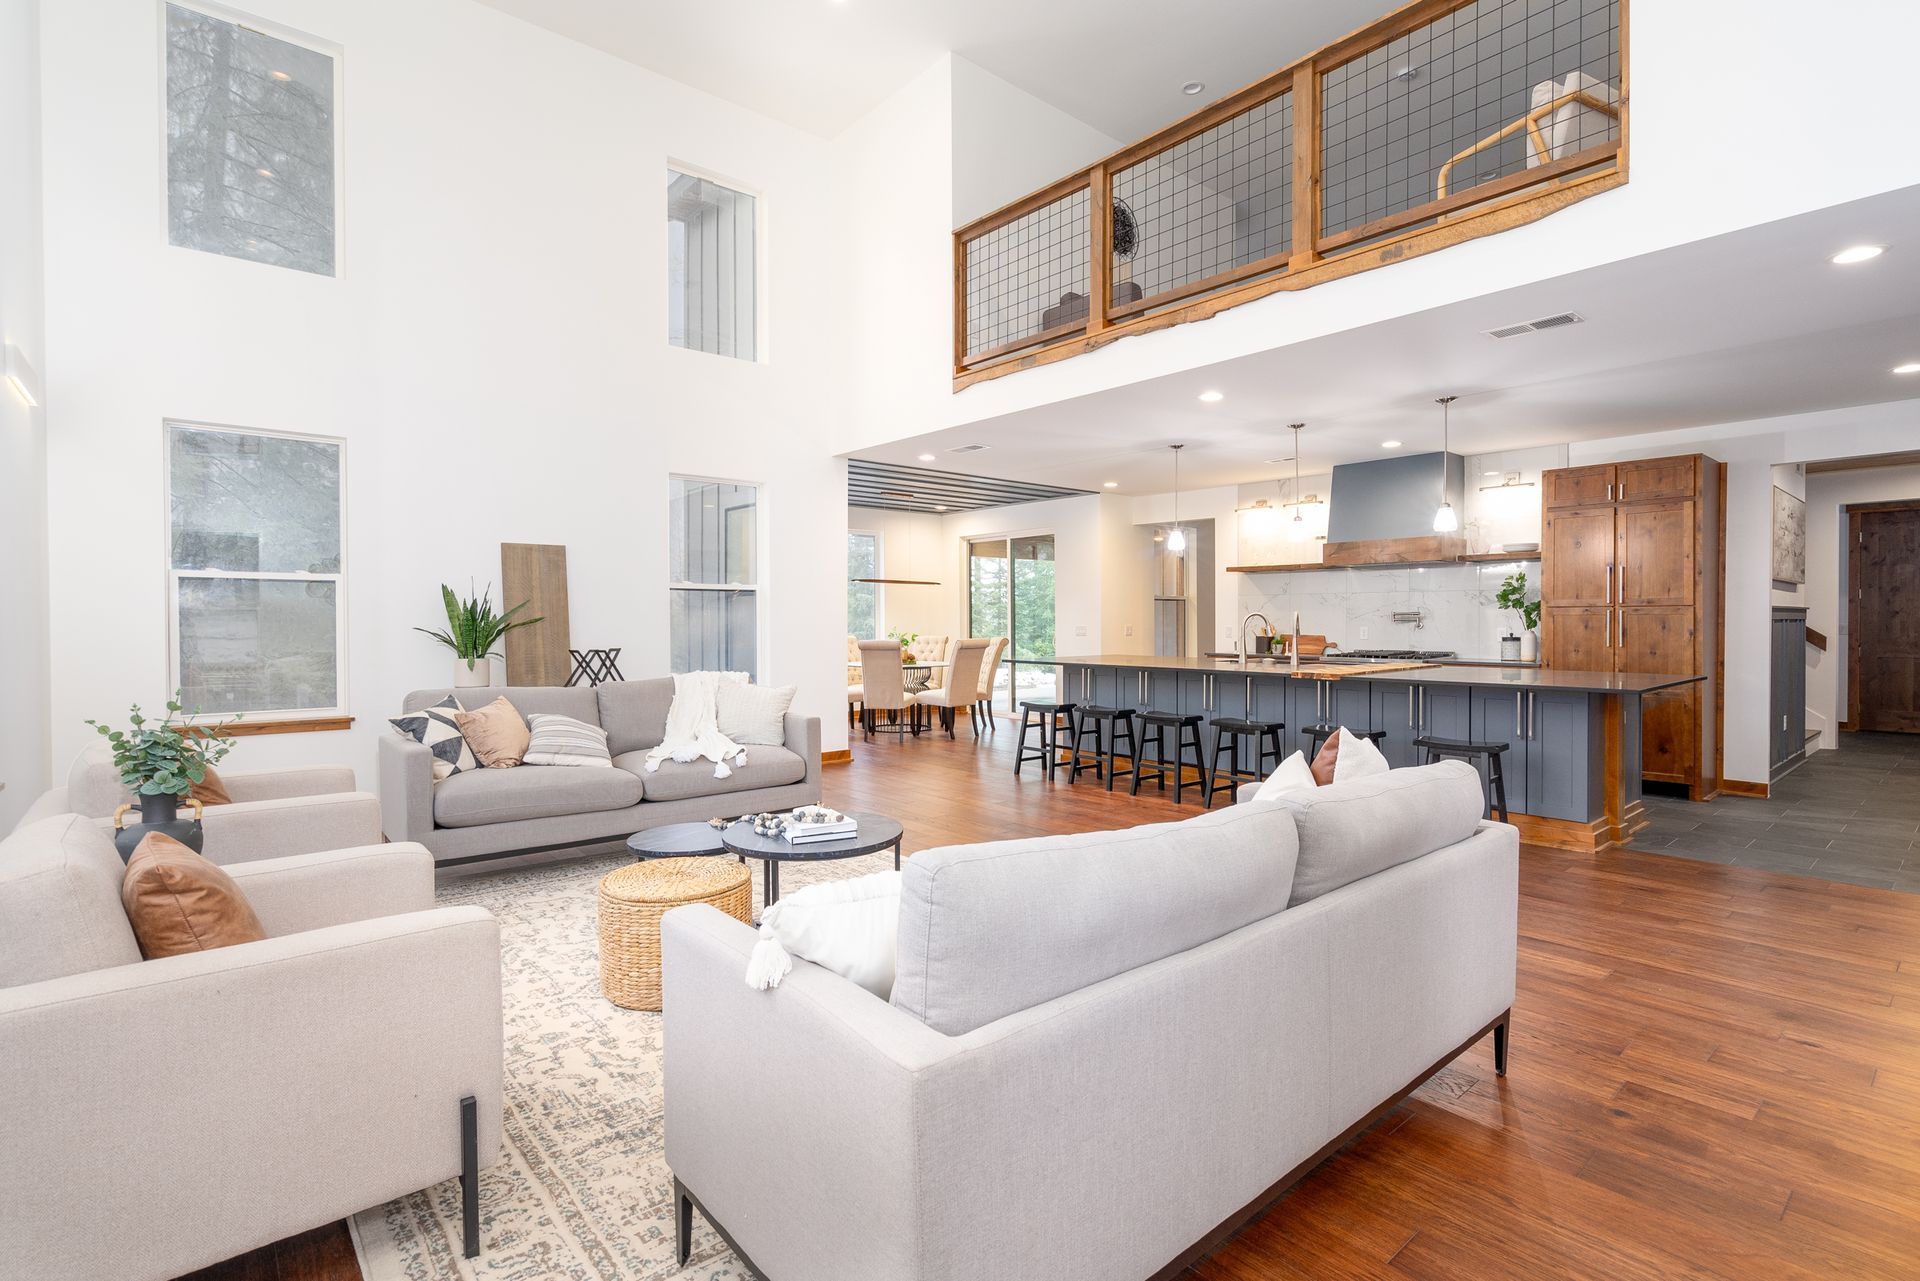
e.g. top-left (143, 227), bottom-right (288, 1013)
top-left (716, 682), bottom-right (797, 747)
top-left (522, 713), bottom-right (614, 767)
top-left (1331, 728), bottom-right (1390, 783)
top-left (1253, 750), bottom-right (1318, 801)
top-left (744, 869), bottom-right (902, 998)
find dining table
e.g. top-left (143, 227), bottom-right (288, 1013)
top-left (847, 658), bottom-right (949, 694)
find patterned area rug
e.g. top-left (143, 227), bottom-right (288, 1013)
top-left (350, 846), bottom-right (895, 1281)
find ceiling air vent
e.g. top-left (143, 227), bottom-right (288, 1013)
top-left (1485, 311), bottom-right (1584, 338)
top-left (948, 443), bottom-right (991, 454)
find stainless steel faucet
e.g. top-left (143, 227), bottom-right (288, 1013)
top-left (1238, 611), bottom-right (1272, 660)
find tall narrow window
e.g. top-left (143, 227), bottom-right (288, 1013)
top-left (847, 531), bottom-right (881, 639)
top-left (670, 478), bottom-right (759, 678)
top-left (969, 533), bottom-right (1055, 709)
top-left (667, 169), bottom-right (756, 360)
top-left (166, 422), bottom-right (345, 716)
top-left (164, 4), bottom-right (338, 275)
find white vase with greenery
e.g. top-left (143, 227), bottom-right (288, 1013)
top-left (416, 583), bottom-right (542, 689)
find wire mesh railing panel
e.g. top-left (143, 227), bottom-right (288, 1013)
top-left (962, 187), bottom-right (1091, 361)
top-left (1112, 91), bottom-right (1292, 310)
top-left (1319, 0), bottom-right (1620, 240)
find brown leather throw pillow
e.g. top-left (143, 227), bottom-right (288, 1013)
top-left (190, 766), bottom-right (232, 806)
top-left (122, 832), bottom-right (267, 960)
top-left (1309, 729), bottom-right (1343, 786)
top-left (456, 696), bottom-right (531, 768)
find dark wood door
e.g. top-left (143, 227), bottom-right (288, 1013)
top-left (1543, 606), bottom-right (1613, 671)
top-left (1542, 507), bottom-right (1616, 606)
top-left (1618, 605), bottom-right (1698, 783)
top-left (1617, 500), bottom-right (1695, 607)
top-left (1854, 507), bottom-right (1920, 733)
top-left (1615, 455), bottom-right (1696, 504)
top-left (1544, 464), bottom-right (1615, 509)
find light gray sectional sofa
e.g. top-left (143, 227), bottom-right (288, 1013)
top-left (661, 760), bottom-right (1517, 1281)
top-left (379, 681), bottom-right (822, 867)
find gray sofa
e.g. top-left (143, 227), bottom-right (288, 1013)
top-left (379, 681), bottom-right (822, 867)
top-left (662, 761), bottom-right (1517, 1281)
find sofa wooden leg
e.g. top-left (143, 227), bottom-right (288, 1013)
top-left (1493, 1012), bottom-right (1510, 1077)
top-left (675, 1177), bottom-right (693, 1266)
top-left (460, 1095), bottom-right (480, 1259)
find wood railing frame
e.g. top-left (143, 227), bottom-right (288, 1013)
top-left (953, 0), bottom-right (1629, 389)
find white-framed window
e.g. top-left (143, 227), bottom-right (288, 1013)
top-left (162, 2), bottom-right (342, 276)
top-left (669, 476), bottom-right (760, 679)
top-left (666, 166), bottom-right (757, 360)
top-left (847, 529), bottom-right (882, 639)
top-left (165, 421), bottom-right (346, 718)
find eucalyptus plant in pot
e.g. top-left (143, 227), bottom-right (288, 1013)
top-left (86, 694), bottom-right (237, 860)
top-left (1496, 570), bottom-right (1542, 663)
top-left (417, 582), bottom-right (543, 687)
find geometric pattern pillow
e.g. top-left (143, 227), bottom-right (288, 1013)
top-left (388, 695), bottom-right (477, 781)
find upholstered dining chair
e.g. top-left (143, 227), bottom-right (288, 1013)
top-left (847, 635), bottom-right (864, 730)
top-left (973, 636), bottom-right (1008, 733)
top-left (908, 634), bottom-right (951, 690)
top-left (913, 638), bottom-right (990, 739)
top-left (856, 640), bottom-right (915, 740)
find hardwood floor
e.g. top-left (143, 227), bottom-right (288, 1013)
top-left (187, 719), bottom-right (1920, 1280)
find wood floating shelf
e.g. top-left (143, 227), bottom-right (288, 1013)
top-left (1457, 551), bottom-right (1542, 562)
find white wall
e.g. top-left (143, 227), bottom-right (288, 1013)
top-left (0, 0), bottom-right (50, 829)
top-left (949, 57), bottom-right (1117, 228)
top-left (1805, 463), bottom-right (1920, 747)
top-left (1569, 398), bottom-right (1920, 785)
top-left (846, 506), bottom-right (946, 641)
top-left (38, 0), bottom-right (853, 791)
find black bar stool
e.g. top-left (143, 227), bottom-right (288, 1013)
top-left (1066, 706), bottom-right (1137, 789)
top-left (1413, 735), bottom-right (1510, 822)
top-left (1015, 701), bottom-right (1077, 779)
top-left (1299, 723), bottom-right (1387, 760)
top-left (1204, 716), bottom-right (1285, 808)
top-left (1133, 711), bottom-right (1207, 804)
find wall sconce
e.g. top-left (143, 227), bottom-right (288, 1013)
top-left (1478, 472), bottom-right (1536, 493)
top-left (4, 344), bottom-right (40, 408)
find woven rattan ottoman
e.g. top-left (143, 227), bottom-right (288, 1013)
top-left (597, 856), bottom-right (752, 1011)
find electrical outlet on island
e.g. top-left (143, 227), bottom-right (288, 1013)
top-left (1074, 624), bottom-right (1088, 638)
top-left (1359, 626), bottom-right (1369, 640)
top-left (1124, 623), bottom-right (1134, 637)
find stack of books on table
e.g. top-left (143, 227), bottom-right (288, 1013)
top-left (782, 809), bottom-right (857, 845)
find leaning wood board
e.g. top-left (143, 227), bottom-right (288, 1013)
top-left (1288, 661), bottom-right (1441, 680)
top-left (501, 543), bottom-right (572, 686)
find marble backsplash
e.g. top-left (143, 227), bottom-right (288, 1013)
top-left (1235, 560), bottom-right (1539, 659)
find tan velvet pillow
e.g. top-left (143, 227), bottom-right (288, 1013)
top-left (456, 696), bottom-right (530, 768)
top-left (1309, 730), bottom-right (1343, 786)
top-left (190, 766), bottom-right (232, 806)
top-left (122, 833), bottom-right (267, 960)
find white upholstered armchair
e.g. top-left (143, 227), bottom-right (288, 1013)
top-left (0, 814), bottom-right (503, 1281)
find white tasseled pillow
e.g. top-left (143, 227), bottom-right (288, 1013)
top-left (716, 682), bottom-right (797, 746)
top-left (1332, 728), bottom-right (1391, 782)
top-left (744, 869), bottom-right (902, 997)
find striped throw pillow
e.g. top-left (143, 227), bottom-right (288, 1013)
top-left (388, 695), bottom-right (478, 781)
top-left (523, 713), bottom-right (613, 768)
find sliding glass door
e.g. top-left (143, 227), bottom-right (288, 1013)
top-left (969, 533), bottom-right (1055, 710)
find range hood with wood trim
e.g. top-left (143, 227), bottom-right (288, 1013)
top-left (1321, 451), bottom-right (1467, 567)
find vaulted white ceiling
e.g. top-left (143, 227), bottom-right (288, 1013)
top-left (471, 0), bottom-right (1384, 139)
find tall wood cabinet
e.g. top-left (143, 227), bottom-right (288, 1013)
top-left (1541, 454), bottom-right (1723, 798)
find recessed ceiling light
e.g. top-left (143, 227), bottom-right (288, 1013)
top-left (269, 69), bottom-right (291, 81)
top-left (256, 167), bottom-right (274, 178)
top-left (1197, 389), bottom-right (1224, 403)
top-left (934, 504), bottom-right (948, 512)
top-left (1830, 245), bottom-right (1886, 265)
top-left (1181, 81), bottom-right (1205, 96)
top-left (1381, 440), bottom-right (1402, 449)
top-left (1894, 361), bottom-right (1920, 374)
top-left (917, 453), bottom-right (935, 461)
top-left (1103, 481), bottom-right (1119, 488)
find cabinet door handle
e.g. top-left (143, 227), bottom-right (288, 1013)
top-left (1530, 692), bottom-right (1536, 740)
top-left (1606, 564), bottom-right (1613, 604)
top-left (1408, 685), bottom-right (1415, 727)
top-left (1515, 691), bottom-right (1523, 738)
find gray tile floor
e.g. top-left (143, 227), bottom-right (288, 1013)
top-left (1631, 732), bottom-right (1920, 893)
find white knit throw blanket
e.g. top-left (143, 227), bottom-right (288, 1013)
top-left (644, 670), bottom-right (749, 778)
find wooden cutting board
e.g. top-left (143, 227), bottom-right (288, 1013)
top-left (1290, 660), bottom-right (1441, 679)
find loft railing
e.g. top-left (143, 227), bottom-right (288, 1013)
top-left (953, 0), bottom-right (1627, 388)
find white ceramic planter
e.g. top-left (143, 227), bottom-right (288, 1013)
top-left (1520, 630), bottom-right (1540, 663)
top-left (453, 657), bottom-right (491, 688)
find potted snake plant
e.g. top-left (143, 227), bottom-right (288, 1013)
top-left (417, 582), bottom-right (543, 687)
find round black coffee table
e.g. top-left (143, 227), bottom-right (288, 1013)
top-left (720, 812), bottom-right (904, 909)
top-left (626, 821), bottom-right (729, 861)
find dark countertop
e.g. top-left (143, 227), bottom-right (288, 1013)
top-left (1053, 654), bottom-right (1704, 695)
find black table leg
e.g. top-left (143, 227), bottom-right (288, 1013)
top-left (763, 858), bottom-right (780, 909)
